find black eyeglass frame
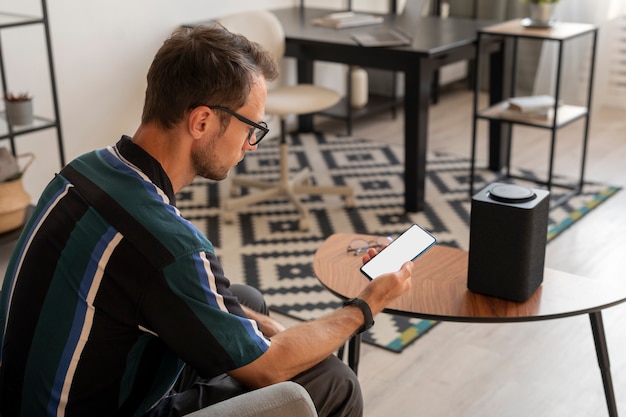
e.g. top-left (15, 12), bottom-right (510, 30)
top-left (207, 105), bottom-right (269, 146)
top-left (346, 236), bottom-right (394, 256)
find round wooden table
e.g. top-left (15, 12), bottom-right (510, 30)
top-left (314, 233), bottom-right (626, 417)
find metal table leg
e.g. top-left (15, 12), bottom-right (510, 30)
top-left (348, 334), bottom-right (361, 375)
top-left (589, 311), bottom-right (619, 417)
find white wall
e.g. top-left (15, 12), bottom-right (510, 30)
top-left (3, 0), bottom-right (296, 198)
top-left (5, 0), bottom-right (393, 199)
top-left (5, 0), bottom-right (621, 200)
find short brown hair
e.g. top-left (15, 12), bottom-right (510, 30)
top-left (141, 24), bottom-right (278, 130)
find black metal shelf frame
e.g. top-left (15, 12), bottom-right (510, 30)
top-left (469, 20), bottom-right (598, 209)
top-left (0, 0), bottom-right (65, 167)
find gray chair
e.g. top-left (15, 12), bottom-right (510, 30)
top-left (183, 381), bottom-right (317, 417)
top-left (218, 10), bottom-right (355, 231)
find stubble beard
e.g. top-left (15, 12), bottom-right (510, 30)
top-left (191, 133), bottom-right (230, 181)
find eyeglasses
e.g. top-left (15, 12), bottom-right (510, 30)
top-left (347, 236), bottom-right (394, 256)
top-left (207, 105), bottom-right (269, 146)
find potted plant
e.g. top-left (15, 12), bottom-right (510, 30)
top-left (525, 0), bottom-right (560, 24)
top-left (4, 91), bottom-right (33, 126)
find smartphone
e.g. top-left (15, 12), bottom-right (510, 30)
top-left (360, 224), bottom-right (437, 280)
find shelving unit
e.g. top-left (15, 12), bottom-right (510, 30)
top-left (0, 0), bottom-right (63, 244)
top-left (469, 19), bottom-right (598, 207)
top-left (0, 0), bottom-right (65, 167)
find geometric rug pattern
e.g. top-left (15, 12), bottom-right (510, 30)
top-left (176, 133), bottom-right (621, 352)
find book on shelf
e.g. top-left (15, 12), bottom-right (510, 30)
top-left (312, 11), bottom-right (384, 29)
top-left (507, 95), bottom-right (558, 113)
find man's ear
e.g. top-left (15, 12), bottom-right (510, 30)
top-left (188, 106), bottom-right (212, 139)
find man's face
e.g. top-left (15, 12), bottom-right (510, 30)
top-left (191, 77), bottom-right (267, 181)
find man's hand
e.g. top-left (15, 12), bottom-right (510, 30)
top-left (358, 246), bottom-right (413, 315)
top-left (360, 246), bottom-right (381, 265)
top-left (228, 245), bottom-right (414, 388)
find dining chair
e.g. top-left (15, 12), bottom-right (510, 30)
top-left (218, 10), bottom-right (355, 231)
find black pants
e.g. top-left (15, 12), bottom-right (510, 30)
top-left (146, 285), bottom-right (363, 417)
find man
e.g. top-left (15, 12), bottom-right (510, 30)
top-left (0, 24), bottom-right (413, 417)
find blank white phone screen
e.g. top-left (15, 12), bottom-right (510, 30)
top-left (360, 224), bottom-right (436, 280)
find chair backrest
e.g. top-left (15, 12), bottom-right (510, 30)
top-left (217, 10), bottom-right (285, 60)
top-left (396, 0), bottom-right (428, 35)
top-left (402, 0), bottom-right (428, 20)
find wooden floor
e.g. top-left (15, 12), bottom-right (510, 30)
top-left (1, 84), bottom-right (625, 416)
top-left (311, 84), bottom-right (626, 417)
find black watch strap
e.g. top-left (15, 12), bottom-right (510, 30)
top-left (343, 297), bottom-right (374, 334)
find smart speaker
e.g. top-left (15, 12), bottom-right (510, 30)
top-left (467, 182), bottom-right (550, 302)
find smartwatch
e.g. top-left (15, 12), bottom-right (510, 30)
top-left (342, 297), bottom-right (374, 334)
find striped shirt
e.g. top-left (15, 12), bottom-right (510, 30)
top-left (0, 136), bottom-right (270, 417)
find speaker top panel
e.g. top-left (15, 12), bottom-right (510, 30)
top-left (472, 182), bottom-right (550, 208)
top-left (489, 184), bottom-right (536, 203)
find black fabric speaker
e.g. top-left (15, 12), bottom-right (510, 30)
top-left (467, 182), bottom-right (550, 302)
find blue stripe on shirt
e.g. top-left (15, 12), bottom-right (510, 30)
top-left (47, 226), bottom-right (120, 415)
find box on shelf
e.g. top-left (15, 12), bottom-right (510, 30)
top-left (500, 107), bottom-right (554, 120)
top-left (507, 95), bottom-right (557, 113)
top-left (502, 95), bottom-right (561, 120)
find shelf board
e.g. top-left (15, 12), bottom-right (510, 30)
top-left (0, 12), bottom-right (43, 29)
top-left (477, 102), bottom-right (588, 129)
top-left (0, 112), bottom-right (57, 139)
top-left (481, 19), bottom-right (597, 41)
top-left (320, 94), bottom-right (403, 120)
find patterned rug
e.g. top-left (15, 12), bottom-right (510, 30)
top-left (176, 133), bottom-right (621, 353)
